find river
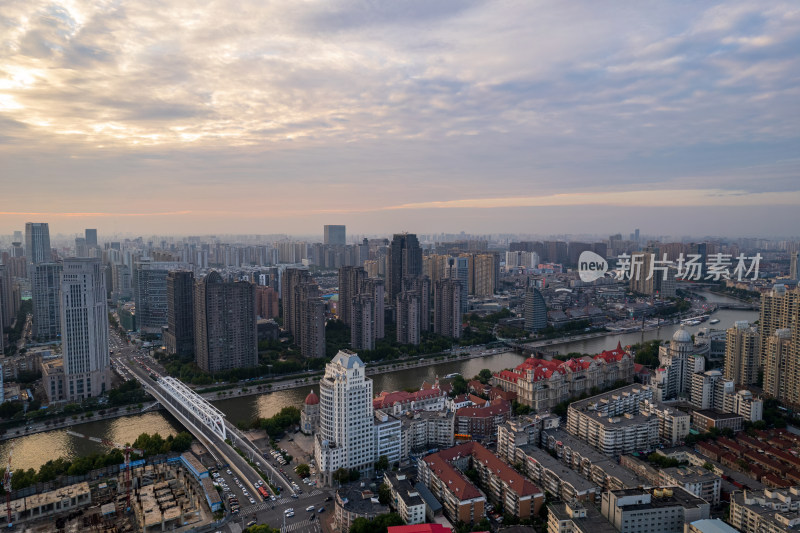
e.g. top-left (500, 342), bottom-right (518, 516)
top-left (1, 291), bottom-right (757, 471)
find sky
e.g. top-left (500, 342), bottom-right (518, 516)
top-left (1, 0), bottom-right (799, 238)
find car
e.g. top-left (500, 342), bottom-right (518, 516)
top-left (291, 494), bottom-right (299, 499)
top-left (247, 520), bottom-right (257, 527)
top-left (249, 497), bottom-right (255, 504)
top-left (318, 507), bottom-right (325, 513)
top-left (284, 508), bottom-right (294, 514)
top-left (270, 496), bottom-right (276, 501)
top-left (286, 512), bottom-right (295, 518)
top-left (306, 505), bottom-right (315, 512)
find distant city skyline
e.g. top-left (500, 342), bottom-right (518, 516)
top-left (1, 2), bottom-right (798, 237)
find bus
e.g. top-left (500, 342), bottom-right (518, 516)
top-left (258, 486), bottom-right (270, 500)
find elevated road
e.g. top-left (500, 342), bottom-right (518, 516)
top-left (116, 357), bottom-right (294, 497)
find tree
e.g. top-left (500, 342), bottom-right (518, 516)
top-left (350, 513), bottom-right (404, 533)
top-left (477, 369), bottom-right (493, 385)
top-left (333, 468), bottom-right (350, 485)
top-left (246, 526), bottom-right (280, 533)
top-left (349, 468), bottom-right (361, 482)
top-left (375, 455), bottom-right (389, 472)
top-left (295, 464), bottom-right (310, 478)
top-left (451, 375), bottom-right (468, 396)
top-left (472, 518), bottom-right (491, 532)
top-left (378, 482), bottom-right (391, 505)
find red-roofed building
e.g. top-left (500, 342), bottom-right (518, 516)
top-left (456, 399), bottom-right (512, 441)
top-left (491, 343), bottom-right (633, 411)
top-left (417, 442), bottom-right (544, 524)
top-left (373, 387), bottom-right (448, 416)
top-left (388, 525), bottom-right (452, 533)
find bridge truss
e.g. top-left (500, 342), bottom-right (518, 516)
top-left (159, 376), bottom-right (227, 441)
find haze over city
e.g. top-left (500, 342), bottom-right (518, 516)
top-left (2, 1), bottom-right (799, 235)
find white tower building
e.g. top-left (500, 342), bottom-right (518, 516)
top-left (315, 350), bottom-right (376, 486)
top-left (60, 258), bottom-right (110, 400)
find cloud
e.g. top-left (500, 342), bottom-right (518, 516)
top-left (0, 1), bottom-right (798, 235)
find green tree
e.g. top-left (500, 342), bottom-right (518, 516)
top-left (378, 482), bottom-right (391, 505)
top-left (333, 468), bottom-right (350, 485)
top-left (375, 455), bottom-right (389, 472)
top-left (349, 513), bottom-right (404, 533)
top-left (451, 375), bottom-right (468, 396)
top-left (245, 526), bottom-right (280, 533)
top-left (295, 464), bottom-right (310, 478)
top-left (477, 369), bottom-right (493, 384)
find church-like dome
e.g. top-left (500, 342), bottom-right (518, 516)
top-left (304, 391), bottom-right (319, 405)
top-left (672, 327), bottom-right (692, 344)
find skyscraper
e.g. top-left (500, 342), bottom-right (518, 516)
top-left (133, 260), bottom-right (189, 333)
top-left (724, 321), bottom-right (759, 386)
top-left (25, 222), bottom-right (51, 265)
top-left (760, 285), bottom-right (800, 407)
top-left (351, 294), bottom-right (375, 350)
top-left (0, 265), bottom-right (15, 330)
top-left (84, 228), bottom-right (98, 247)
top-left (194, 271), bottom-right (257, 372)
top-left (164, 270), bottom-right (195, 356)
top-left (300, 298), bottom-right (326, 358)
top-left (433, 279), bottom-right (462, 339)
top-left (402, 276), bottom-right (430, 332)
top-left (338, 266), bottom-right (366, 326)
top-left (524, 285), bottom-right (547, 332)
top-left (653, 328), bottom-right (705, 402)
top-left (791, 251), bottom-right (798, 280)
top-left (60, 258), bottom-right (110, 400)
top-left (323, 225), bottom-right (346, 246)
top-left (255, 286), bottom-right (279, 319)
top-left (314, 350), bottom-right (375, 486)
top-left (387, 233), bottom-right (422, 303)
top-left (445, 256), bottom-right (469, 313)
top-left (30, 262), bottom-right (62, 341)
top-left (396, 291), bottom-right (420, 345)
top-left (361, 277), bottom-right (385, 340)
top-left (282, 268), bottom-right (312, 337)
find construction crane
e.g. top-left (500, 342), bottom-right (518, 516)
top-left (3, 447), bottom-right (12, 528)
top-left (66, 430), bottom-right (144, 512)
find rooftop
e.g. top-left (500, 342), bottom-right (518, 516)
top-left (611, 486), bottom-right (709, 511)
top-left (569, 383), bottom-right (653, 413)
top-left (547, 502), bottom-right (617, 533)
top-left (518, 444), bottom-right (598, 492)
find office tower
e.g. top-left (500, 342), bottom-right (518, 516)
top-left (524, 285), bottom-right (547, 332)
top-left (25, 222), bottom-right (51, 264)
top-left (0, 265), bottom-right (16, 329)
top-left (74, 237), bottom-right (88, 257)
top-left (164, 270), bottom-right (194, 356)
top-left (300, 298), bottom-right (326, 358)
top-left (323, 225), bottom-right (346, 246)
top-left (133, 260), bottom-right (188, 333)
top-left (791, 251), bottom-right (798, 280)
top-left (724, 321), bottom-right (759, 386)
top-left (433, 279), bottom-right (462, 339)
top-left (10, 242), bottom-right (23, 258)
top-left (445, 256), bottom-right (469, 312)
top-left (396, 291), bottom-right (420, 345)
top-left (634, 228), bottom-right (640, 243)
top-left (111, 263), bottom-right (132, 302)
top-left (255, 286), bottom-right (279, 319)
top-left (60, 258), bottom-right (110, 400)
top-left (351, 294), bottom-right (375, 350)
top-left (194, 271), bottom-right (257, 372)
top-left (387, 233), bottom-right (422, 303)
top-left (314, 350), bottom-right (375, 486)
top-left (338, 266), bottom-right (366, 326)
top-left (29, 262), bottom-right (62, 341)
top-left (85, 229), bottom-right (97, 247)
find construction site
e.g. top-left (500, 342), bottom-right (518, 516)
top-left (1, 456), bottom-right (220, 533)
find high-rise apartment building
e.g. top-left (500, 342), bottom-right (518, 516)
top-left (445, 256), bottom-right (469, 313)
top-left (314, 350), bottom-right (376, 486)
top-left (60, 258), bottom-right (110, 400)
top-left (759, 285), bottom-right (800, 407)
top-left (402, 276), bottom-right (430, 333)
top-left (387, 233), bottom-right (422, 303)
top-left (255, 286), bottom-right (279, 319)
top-left (30, 262), bottom-right (62, 341)
top-left (300, 298), bottom-right (326, 358)
top-left (338, 266), bottom-right (366, 326)
top-left (25, 222), bottom-right (51, 264)
top-left (524, 285), bottom-right (547, 332)
top-left (323, 225), bottom-right (346, 246)
top-left (791, 251), bottom-right (798, 280)
top-left (351, 294), bottom-right (375, 351)
top-left (164, 270), bottom-right (195, 356)
top-left (361, 278), bottom-right (385, 340)
top-left (471, 253), bottom-right (498, 296)
top-left (0, 265), bottom-right (15, 329)
top-left (396, 291), bottom-right (420, 345)
top-left (433, 279), bottom-right (462, 339)
top-left (653, 328), bottom-right (705, 401)
top-left (194, 271), bottom-right (257, 372)
top-left (282, 268), bottom-right (311, 337)
top-left (724, 321), bottom-right (759, 386)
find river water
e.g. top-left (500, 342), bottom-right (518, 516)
top-left (1, 291), bottom-right (757, 471)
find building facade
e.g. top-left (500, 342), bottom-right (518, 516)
top-left (29, 262), bottom-right (62, 341)
top-left (164, 270), bottom-right (194, 356)
top-left (724, 321), bottom-right (759, 386)
top-left (60, 258), bottom-right (110, 400)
